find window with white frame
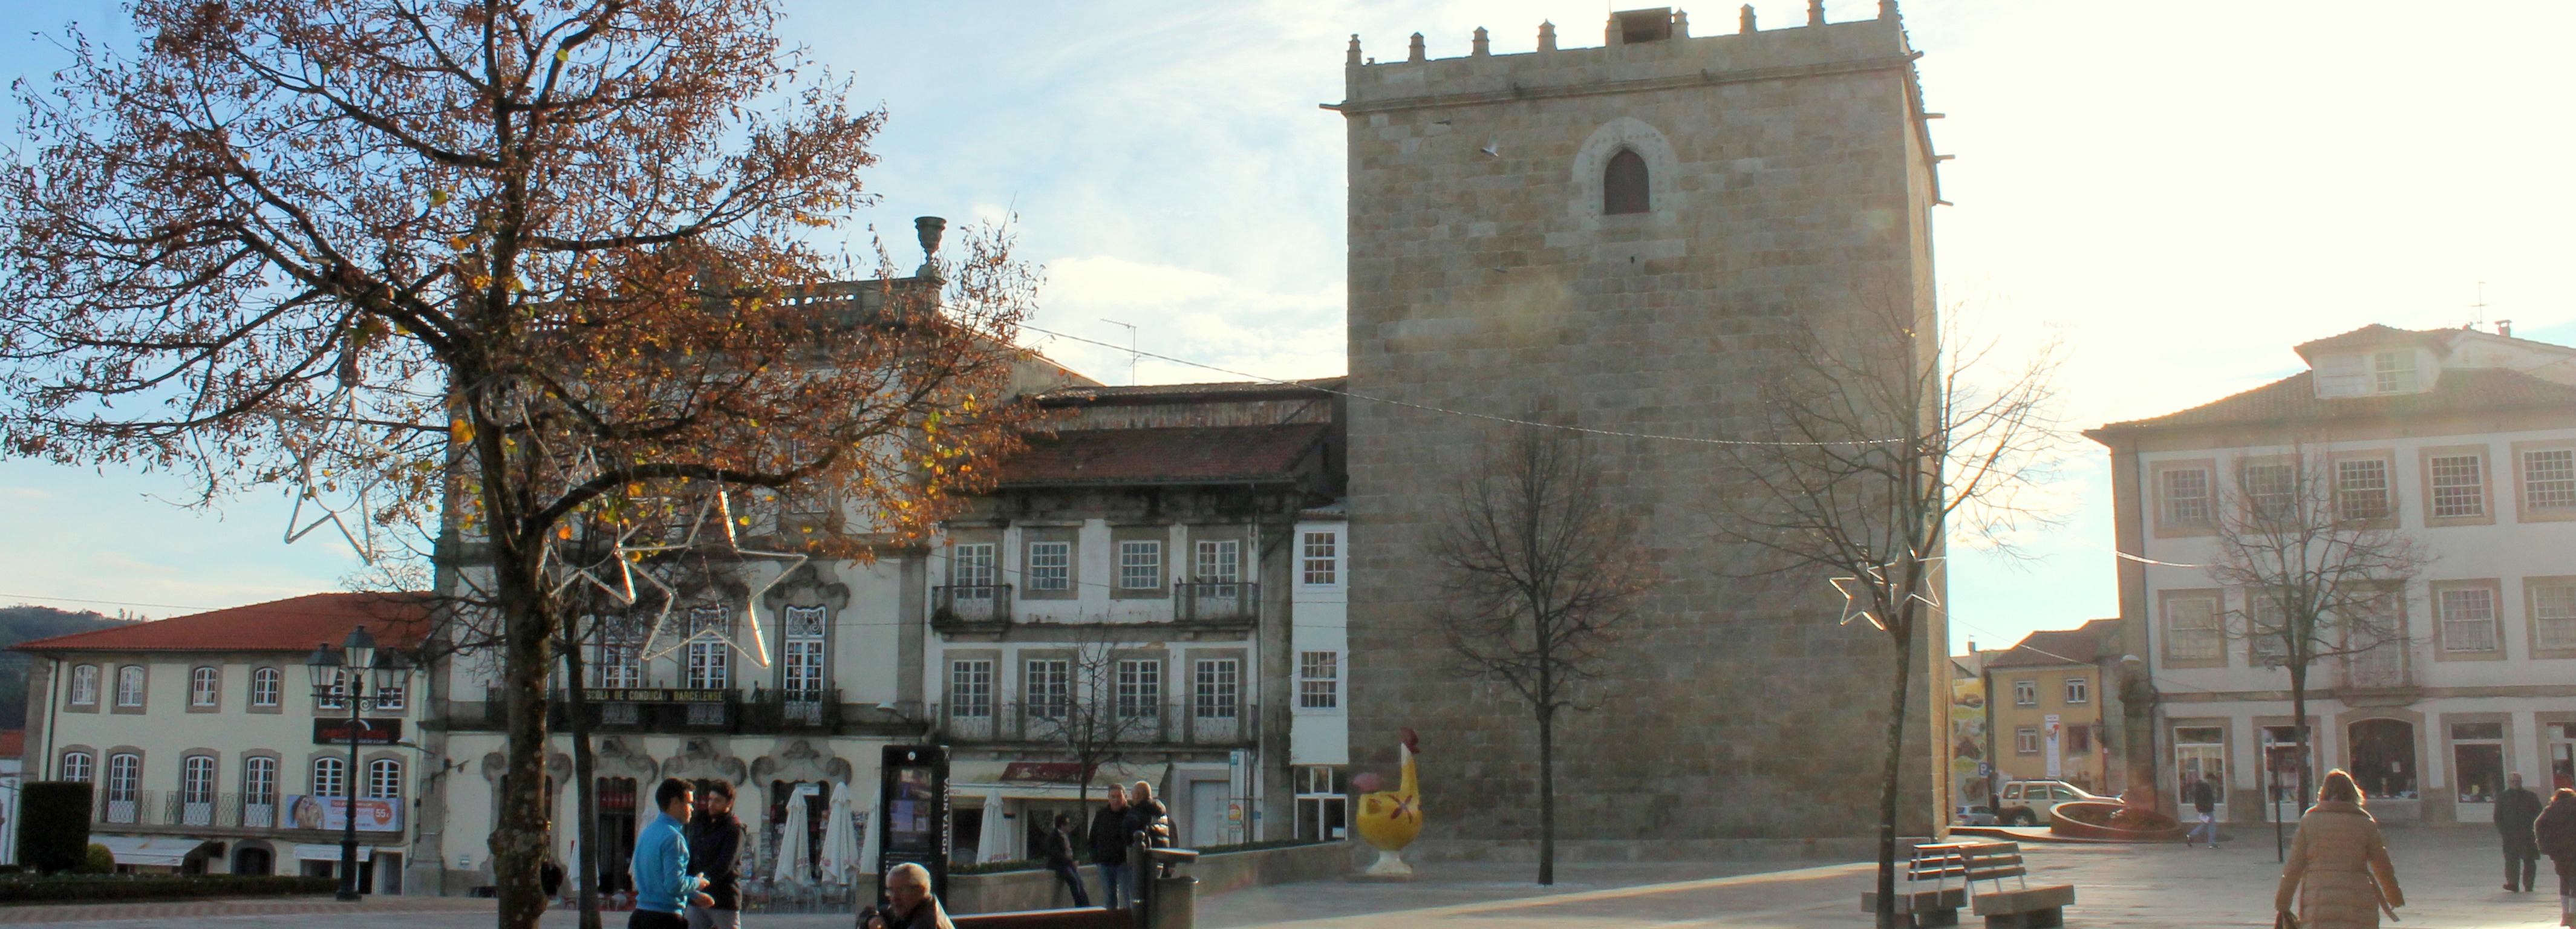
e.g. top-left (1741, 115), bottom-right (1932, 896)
top-left (2012, 679), bottom-right (2036, 705)
top-left (2372, 351), bottom-right (2418, 394)
top-left (1299, 651), bottom-right (1340, 709)
top-left (2431, 454), bottom-right (2486, 518)
top-left (1195, 539), bottom-right (1241, 585)
top-left (1194, 659), bottom-right (1240, 719)
top-left (2249, 598), bottom-right (2289, 665)
top-left (60, 751), bottom-right (92, 783)
top-left (2160, 468), bottom-right (2212, 526)
top-left (250, 667), bottom-right (281, 707)
top-left (2015, 726), bottom-right (2040, 754)
top-left (2165, 596), bottom-right (2223, 661)
top-left (2337, 458), bottom-right (2391, 521)
top-left (189, 667), bottom-right (218, 707)
top-left (949, 660), bottom-right (994, 717)
top-left (106, 753), bottom-right (139, 802)
top-left (69, 664), bottom-right (98, 706)
top-left (374, 670), bottom-right (406, 711)
top-left (2064, 677), bottom-right (2089, 704)
top-left (368, 758), bottom-right (403, 800)
top-left (1025, 659), bottom-right (1071, 719)
top-left (182, 755), bottom-right (216, 803)
top-left (1301, 532), bottom-right (1339, 585)
top-left (1118, 540), bottom-right (1163, 590)
top-left (1115, 659), bottom-right (1161, 719)
top-left (2525, 449), bottom-right (2576, 511)
top-left (782, 605), bottom-right (827, 697)
top-left (244, 756), bottom-right (277, 805)
top-left (595, 616), bottom-right (644, 689)
top-left (312, 757), bottom-right (346, 797)
top-left (114, 665), bottom-right (144, 707)
top-left (1027, 541), bottom-right (1071, 591)
top-left (685, 605), bottom-right (731, 689)
top-left (2536, 582), bottom-right (2576, 652)
top-left (2439, 587), bottom-right (2499, 653)
top-left (2242, 462), bottom-right (2298, 520)
top-left (319, 668), bottom-right (349, 709)
top-left (951, 543), bottom-right (997, 593)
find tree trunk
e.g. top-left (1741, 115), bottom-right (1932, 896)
top-left (1873, 619), bottom-right (1916, 929)
top-left (565, 630), bottom-right (602, 929)
top-left (492, 551), bottom-right (558, 929)
top-left (1537, 705), bottom-right (1556, 887)
top-left (2289, 662), bottom-right (2312, 812)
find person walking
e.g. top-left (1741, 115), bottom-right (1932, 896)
top-left (2500, 773), bottom-right (2545, 893)
top-left (631, 778), bottom-right (713, 929)
top-left (1087, 788), bottom-right (1130, 908)
top-left (2185, 773), bottom-right (2219, 848)
top-left (687, 780), bottom-right (746, 929)
top-left (2276, 769), bottom-right (2404, 929)
top-left (2536, 787), bottom-right (2576, 928)
top-left (1041, 813), bottom-right (1091, 908)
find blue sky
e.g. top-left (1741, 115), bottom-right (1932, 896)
top-left (3, 1), bottom-right (2572, 655)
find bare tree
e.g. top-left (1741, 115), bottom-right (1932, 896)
top-left (2206, 439), bottom-right (2429, 807)
top-left (1429, 424), bottom-right (1657, 886)
top-left (1039, 631), bottom-right (1165, 837)
top-left (1715, 301), bottom-right (2067, 929)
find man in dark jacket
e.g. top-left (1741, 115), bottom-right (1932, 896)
top-left (686, 780), bottom-right (745, 929)
top-left (2184, 774), bottom-right (2218, 848)
top-left (1087, 789), bottom-right (1130, 908)
top-left (1042, 813), bottom-right (1091, 907)
top-left (2499, 772), bottom-right (2544, 892)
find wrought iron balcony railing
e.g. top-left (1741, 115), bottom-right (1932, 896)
top-left (933, 699), bottom-right (1254, 746)
top-left (932, 584), bottom-right (1012, 626)
top-left (1175, 582), bottom-right (1257, 625)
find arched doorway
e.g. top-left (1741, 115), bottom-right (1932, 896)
top-left (232, 845), bottom-right (273, 875)
top-left (2348, 719), bottom-right (2418, 800)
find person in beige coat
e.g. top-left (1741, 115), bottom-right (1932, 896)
top-left (2276, 769), bottom-right (2405, 929)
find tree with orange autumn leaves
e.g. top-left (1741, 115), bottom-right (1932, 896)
top-left (0, 2), bottom-right (1048, 925)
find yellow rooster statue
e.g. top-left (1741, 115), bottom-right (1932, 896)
top-left (1355, 728), bottom-right (1422, 878)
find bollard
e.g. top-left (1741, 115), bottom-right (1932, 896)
top-left (1148, 874), bottom-right (1198, 929)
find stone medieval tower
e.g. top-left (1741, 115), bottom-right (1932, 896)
top-left (1339, 5), bottom-right (1949, 852)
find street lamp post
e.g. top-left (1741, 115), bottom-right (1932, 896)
top-left (306, 627), bottom-right (405, 902)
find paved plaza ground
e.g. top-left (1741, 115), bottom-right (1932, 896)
top-left (0, 826), bottom-right (2556, 928)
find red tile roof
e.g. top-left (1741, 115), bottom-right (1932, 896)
top-left (1033, 378), bottom-right (1345, 408)
top-left (2291, 324), bottom-right (2455, 361)
top-left (2089, 368), bottom-right (2576, 435)
top-left (998, 423), bottom-right (1330, 487)
top-left (11, 592), bottom-right (434, 654)
top-left (1983, 619), bottom-right (2121, 670)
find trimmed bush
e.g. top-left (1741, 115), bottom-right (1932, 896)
top-left (0, 874), bottom-right (337, 902)
top-left (77, 844), bottom-right (112, 875)
top-left (18, 781), bottom-right (91, 873)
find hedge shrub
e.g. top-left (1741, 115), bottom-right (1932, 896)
top-left (0, 874), bottom-right (337, 902)
top-left (77, 845), bottom-right (111, 875)
top-left (18, 782), bottom-right (91, 873)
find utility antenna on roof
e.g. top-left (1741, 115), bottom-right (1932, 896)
top-left (2468, 281), bottom-right (2488, 329)
top-left (1099, 318), bottom-right (1138, 385)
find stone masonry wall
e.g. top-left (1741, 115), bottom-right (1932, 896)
top-left (1340, 12), bottom-right (1947, 847)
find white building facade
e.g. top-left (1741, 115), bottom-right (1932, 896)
top-left (2092, 324), bottom-right (2576, 826)
top-left (13, 593), bottom-right (430, 887)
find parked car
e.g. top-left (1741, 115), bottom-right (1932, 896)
top-left (1953, 803), bottom-right (1997, 826)
top-left (1995, 780), bottom-right (2109, 826)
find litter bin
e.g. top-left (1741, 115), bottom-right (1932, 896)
top-left (1148, 874), bottom-right (1198, 929)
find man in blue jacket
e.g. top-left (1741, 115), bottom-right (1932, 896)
top-left (631, 778), bottom-right (712, 928)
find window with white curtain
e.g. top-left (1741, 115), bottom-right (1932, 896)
top-left (69, 665), bottom-right (98, 706)
top-left (190, 667), bottom-right (219, 707)
top-left (114, 665), bottom-right (145, 707)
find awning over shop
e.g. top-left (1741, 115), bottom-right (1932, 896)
top-left (94, 836), bottom-right (216, 867)
top-left (293, 843), bottom-right (378, 862)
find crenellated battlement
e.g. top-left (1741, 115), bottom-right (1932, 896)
top-left (1339, 3), bottom-right (1913, 113)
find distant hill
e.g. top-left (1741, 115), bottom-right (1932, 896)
top-left (0, 605), bottom-right (141, 731)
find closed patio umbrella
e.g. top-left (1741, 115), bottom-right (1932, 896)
top-left (977, 787), bottom-right (1011, 862)
top-left (772, 790), bottom-right (812, 885)
top-left (818, 782), bottom-right (859, 886)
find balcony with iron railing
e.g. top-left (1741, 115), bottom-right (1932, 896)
top-left (931, 584), bottom-right (1012, 630)
top-left (931, 581), bottom-right (1260, 631)
top-left (1175, 582), bottom-right (1257, 627)
top-left (933, 699), bottom-right (1256, 747)
top-left (464, 686), bottom-right (884, 735)
top-left (88, 790), bottom-right (376, 839)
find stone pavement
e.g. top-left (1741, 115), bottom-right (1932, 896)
top-left (0, 827), bottom-right (2555, 928)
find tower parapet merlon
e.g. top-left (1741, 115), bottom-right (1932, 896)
top-left (1341, 4), bottom-right (1915, 107)
top-left (1349, 3), bottom-right (1905, 70)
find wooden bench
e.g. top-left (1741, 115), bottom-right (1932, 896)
top-left (1859, 841), bottom-right (2074, 929)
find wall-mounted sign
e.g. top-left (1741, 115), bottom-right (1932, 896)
top-left (579, 688), bottom-right (727, 703)
top-left (1000, 762), bottom-right (1084, 783)
top-left (283, 795), bottom-right (402, 832)
top-left (312, 719), bottom-right (403, 745)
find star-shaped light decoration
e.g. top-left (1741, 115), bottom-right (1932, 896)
top-left (613, 489), bottom-right (804, 668)
top-left (1828, 553), bottom-right (1947, 631)
top-left (274, 390), bottom-right (407, 562)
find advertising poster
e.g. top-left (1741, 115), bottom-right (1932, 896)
top-left (1949, 677), bottom-right (1988, 816)
top-left (2044, 713), bottom-right (2063, 779)
top-left (283, 795), bottom-right (402, 832)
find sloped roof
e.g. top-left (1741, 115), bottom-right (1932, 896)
top-left (2089, 368), bottom-right (2576, 435)
top-left (997, 423), bottom-right (1330, 487)
top-left (2291, 324), bottom-right (2454, 362)
top-left (1983, 619), bottom-right (2120, 670)
top-left (1033, 378), bottom-right (1344, 408)
top-left (12, 592), bottom-right (434, 654)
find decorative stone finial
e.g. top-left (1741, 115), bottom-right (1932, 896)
top-left (913, 217), bottom-right (945, 279)
top-left (1347, 34), bottom-right (1362, 67)
top-left (1808, 0), bottom-right (1825, 25)
top-left (1472, 26), bottom-right (1489, 57)
top-left (1407, 32), bottom-right (1425, 62)
top-left (1672, 9), bottom-right (1691, 38)
top-left (1740, 4), bottom-right (1756, 33)
top-left (1537, 20), bottom-right (1557, 52)
top-left (1880, 0), bottom-right (1900, 19)
top-left (1605, 13), bottom-right (1623, 46)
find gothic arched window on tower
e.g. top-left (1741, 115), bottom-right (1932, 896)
top-left (1604, 149), bottom-right (1649, 215)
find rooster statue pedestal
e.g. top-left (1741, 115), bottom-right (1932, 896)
top-left (1351, 729), bottom-right (1423, 882)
